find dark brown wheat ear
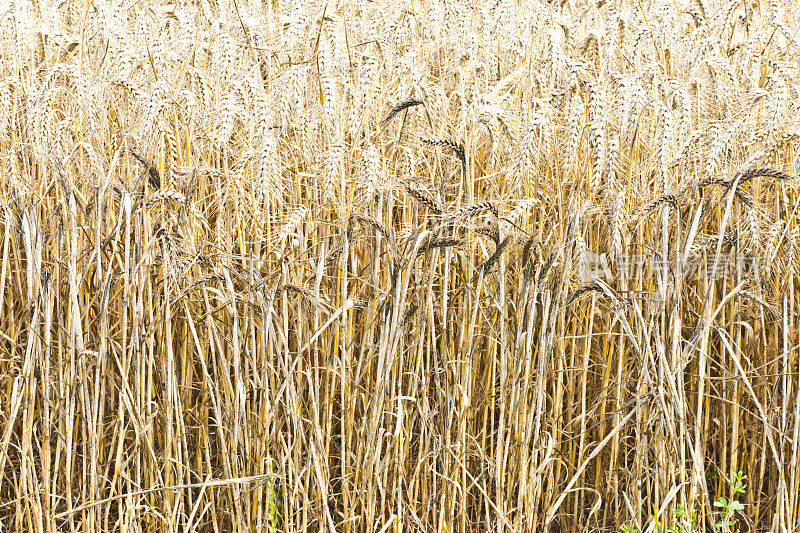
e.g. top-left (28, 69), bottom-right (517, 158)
top-left (379, 97), bottom-right (424, 126)
top-left (404, 184), bottom-right (443, 215)
top-left (130, 148), bottom-right (161, 189)
top-left (420, 138), bottom-right (466, 164)
top-left (734, 167), bottom-right (795, 184)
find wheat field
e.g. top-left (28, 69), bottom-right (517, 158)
top-left (0, 0), bottom-right (799, 531)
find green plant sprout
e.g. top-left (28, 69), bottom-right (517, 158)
top-left (713, 470), bottom-right (747, 533)
top-left (666, 504), bottom-right (697, 533)
top-left (623, 470), bottom-right (746, 533)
